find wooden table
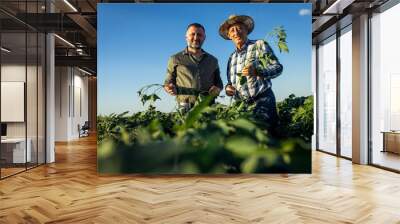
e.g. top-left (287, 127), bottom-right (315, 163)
top-left (381, 131), bottom-right (400, 154)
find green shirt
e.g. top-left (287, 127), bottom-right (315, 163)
top-left (164, 48), bottom-right (223, 104)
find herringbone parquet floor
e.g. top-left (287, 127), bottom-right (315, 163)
top-left (1, 135), bottom-right (400, 224)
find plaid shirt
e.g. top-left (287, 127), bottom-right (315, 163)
top-left (226, 39), bottom-right (283, 99)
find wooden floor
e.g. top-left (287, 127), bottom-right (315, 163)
top-left (372, 150), bottom-right (400, 171)
top-left (1, 167), bottom-right (26, 178)
top-left (1, 163), bottom-right (45, 178)
top-left (0, 135), bottom-right (400, 224)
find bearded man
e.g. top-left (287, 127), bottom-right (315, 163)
top-left (164, 23), bottom-right (223, 111)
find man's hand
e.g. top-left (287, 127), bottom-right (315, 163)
top-left (242, 64), bottom-right (258, 77)
top-left (164, 83), bottom-right (177, 96)
top-left (225, 84), bottom-right (236, 96)
top-left (208, 85), bottom-right (221, 96)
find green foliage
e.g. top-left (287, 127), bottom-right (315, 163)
top-left (137, 84), bottom-right (163, 106)
top-left (97, 26), bottom-right (312, 174)
top-left (140, 93), bottom-right (161, 105)
top-left (239, 75), bottom-right (247, 85)
top-left (97, 94), bottom-right (313, 174)
top-left (236, 26), bottom-right (289, 86)
top-left (268, 26), bottom-right (289, 53)
top-left (277, 94), bottom-right (314, 142)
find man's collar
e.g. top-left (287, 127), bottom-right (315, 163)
top-left (235, 39), bottom-right (250, 53)
top-left (183, 47), bottom-right (205, 56)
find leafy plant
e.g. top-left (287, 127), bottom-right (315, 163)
top-left (137, 84), bottom-right (163, 106)
top-left (237, 26), bottom-right (289, 87)
top-left (277, 94), bottom-right (314, 141)
top-left (97, 93), bottom-right (312, 174)
top-left (97, 26), bottom-right (312, 174)
top-left (266, 26), bottom-right (289, 53)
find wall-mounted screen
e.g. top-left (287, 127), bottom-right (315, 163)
top-left (1, 81), bottom-right (25, 122)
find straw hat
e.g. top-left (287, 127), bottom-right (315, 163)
top-left (219, 15), bottom-right (254, 40)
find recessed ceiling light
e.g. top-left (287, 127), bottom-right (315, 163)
top-left (78, 67), bottom-right (93, 76)
top-left (322, 0), bottom-right (354, 15)
top-left (63, 0), bottom-right (78, 12)
top-left (1, 47), bottom-right (11, 53)
top-left (54, 34), bottom-right (75, 48)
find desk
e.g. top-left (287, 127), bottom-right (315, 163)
top-left (1, 138), bottom-right (32, 163)
top-left (382, 131), bottom-right (400, 154)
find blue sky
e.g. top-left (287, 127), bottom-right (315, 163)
top-left (98, 3), bottom-right (312, 115)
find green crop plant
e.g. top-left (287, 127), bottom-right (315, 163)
top-left (97, 26), bottom-right (313, 174)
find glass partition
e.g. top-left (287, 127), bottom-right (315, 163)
top-left (26, 0), bottom-right (43, 169)
top-left (27, 30), bottom-right (38, 169)
top-left (1, 30), bottom-right (28, 177)
top-left (0, 1), bottom-right (46, 179)
top-left (317, 34), bottom-right (337, 155)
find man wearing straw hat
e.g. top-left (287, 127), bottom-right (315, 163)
top-left (220, 15), bottom-right (283, 132)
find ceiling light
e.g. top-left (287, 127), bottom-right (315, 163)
top-left (54, 34), bottom-right (75, 48)
top-left (1, 47), bottom-right (11, 53)
top-left (322, 0), bottom-right (354, 15)
top-left (63, 0), bottom-right (78, 12)
top-left (78, 67), bottom-right (93, 76)
top-left (76, 48), bottom-right (86, 55)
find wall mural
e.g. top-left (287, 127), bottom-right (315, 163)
top-left (97, 3), bottom-right (313, 174)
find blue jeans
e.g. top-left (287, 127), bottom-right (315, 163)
top-left (246, 88), bottom-right (279, 132)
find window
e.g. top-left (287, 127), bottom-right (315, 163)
top-left (317, 34), bottom-right (337, 154)
top-left (370, 2), bottom-right (400, 171)
top-left (339, 26), bottom-right (352, 158)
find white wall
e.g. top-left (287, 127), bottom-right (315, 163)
top-left (71, 72), bottom-right (89, 138)
top-left (1, 63), bottom-right (46, 164)
top-left (1, 65), bottom-right (36, 138)
top-left (55, 66), bottom-right (69, 141)
top-left (55, 67), bottom-right (89, 141)
top-left (1, 66), bottom-right (26, 136)
top-left (1, 64), bottom-right (26, 81)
